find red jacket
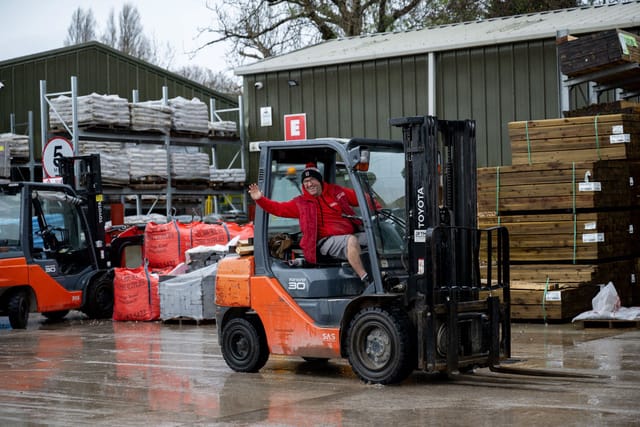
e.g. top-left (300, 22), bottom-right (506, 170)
top-left (255, 183), bottom-right (359, 264)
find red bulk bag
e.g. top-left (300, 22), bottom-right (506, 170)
top-left (113, 264), bottom-right (160, 321)
top-left (191, 222), bottom-right (230, 247)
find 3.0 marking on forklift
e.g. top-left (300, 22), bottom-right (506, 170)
top-left (288, 278), bottom-right (307, 290)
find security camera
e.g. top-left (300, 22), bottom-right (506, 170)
top-left (254, 81), bottom-right (263, 90)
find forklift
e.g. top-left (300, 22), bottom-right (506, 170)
top-left (215, 116), bottom-right (510, 384)
top-left (0, 154), bottom-right (138, 328)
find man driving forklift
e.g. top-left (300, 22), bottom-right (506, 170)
top-left (248, 162), bottom-right (375, 287)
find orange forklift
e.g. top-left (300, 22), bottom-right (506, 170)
top-left (215, 116), bottom-right (511, 384)
top-left (0, 154), bottom-right (138, 328)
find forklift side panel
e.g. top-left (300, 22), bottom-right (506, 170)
top-left (250, 275), bottom-right (342, 359)
top-left (215, 256), bottom-right (254, 307)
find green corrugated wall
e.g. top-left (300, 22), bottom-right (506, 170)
top-left (0, 42), bottom-right (238, 164)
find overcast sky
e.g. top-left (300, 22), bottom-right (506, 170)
top-left (0, 0), bottom-right (232, 74)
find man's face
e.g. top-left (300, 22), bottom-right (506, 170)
top-left (302, 177), bottom-right (322, 196)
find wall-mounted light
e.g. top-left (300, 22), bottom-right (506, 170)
top-left (287, 79), bottom-right (298, 87)
top-left (254, 81), bottom-right (264, 90)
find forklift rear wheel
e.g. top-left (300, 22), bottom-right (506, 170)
top-left (8, 291), bottom-right (30, 329)
top-left (43, 310), bottom-right (70, 322)
top-left (82, 274), bottom-right (114, 319)
top-left (221, 317), bottom-right (269, 373)
top-left (347, 306), bottom-right (414, 385)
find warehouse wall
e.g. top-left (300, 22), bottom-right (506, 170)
top-left (242, 41), bottom-right (565, 174)
top-left (245, 54), bottom-right (429, 142)
top-left (0, 42), bottom-right (238, 162)
top-left (242, 31), bottom-right (639, 180)
top-left (436, 39), bottom-right (560, 167)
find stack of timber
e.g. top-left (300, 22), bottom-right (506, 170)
top-left (478, 113), bottom-right (640, 321)
top-left (557, 29), bottom-right (640, 92)
top-left (509, 114), bottom-right (640, 165)
top-left (564, 100), bottom-right (640, 118)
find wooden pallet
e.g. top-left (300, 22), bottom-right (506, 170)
top-left (564, 101), bottom-right (640, 118)
top-left (510, 284), bottom-right (599, 321)
top-left (479, 210), bottom-right (640, 262)
top-left (161, 317), bottom-right (215, 325)
top-left (508, 114), bottom-right (640, 165)
top-left (558, 29), bottom-right (640, 78)
top-left (573, 319), bottom-right (640, 329)
top-left (478, 160), bottom-right (640, 214)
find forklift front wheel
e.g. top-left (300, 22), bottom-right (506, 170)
top-left (82, 274), bottom-right (114, 319)
top-left (221, 317), bottom-right (269, 373)
top-left (347, 306), bottom-right (414, 385)
top-left (8, 290), bottom-right (30, 329)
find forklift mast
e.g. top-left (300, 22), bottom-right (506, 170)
top-left (55, 154), bottom-right (106, 268)
top-left (390, 116), bottom-right (476, 288)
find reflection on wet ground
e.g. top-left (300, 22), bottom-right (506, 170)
top-left (0, 315), bottom-right (638, 426)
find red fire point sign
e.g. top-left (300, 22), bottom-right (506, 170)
top-left (284, 113), bottom-right (307, 141)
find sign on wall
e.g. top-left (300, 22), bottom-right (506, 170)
top-left (284, 113), bottom-right (307, 141)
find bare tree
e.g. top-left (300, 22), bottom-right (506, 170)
top-left (485, 0), bottom-right (579, 17)
top-left (177, 65), bottom-right (242, 96)
top-left (117, 3), bottom-right (149, 58)
top-left (101, 10), bottom-right (118, 47)
top-left (201, 0), bottom-right (427, 63)
top-left (201, 0), bottom-right (594, 65)
top-left (64, 7), bottom-right (97, 45)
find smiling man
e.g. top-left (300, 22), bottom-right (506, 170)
top-left (248, 163), bottom-right (370, 285)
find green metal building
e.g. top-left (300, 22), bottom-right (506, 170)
top-left (0, 41), bottom-right (239, 175)
top-left (235, 2), bottom-right (640, 170)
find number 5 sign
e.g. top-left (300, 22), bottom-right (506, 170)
top-left (284, 113), bottom-right (307, 141)
top-left (42, 137), bottom-right (73, 181)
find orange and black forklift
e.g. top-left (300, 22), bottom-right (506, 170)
top-left (0, 154), bottom-right (139, 328)
top-left (215, 116), bottom-right (511, 384)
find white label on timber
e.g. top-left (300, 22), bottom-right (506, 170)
top-left (611, 125), bottom-right (624, 134)
top-left (632, 273), bottom-right (636, 284)
top-left (414, 229), bottom-right (426, 243)
top-left (610, 134), bottom-right (630, 144)
top-left (629, 225), bottom-right (634, 234)
top-left (546, 291), bottom-right (561, 301)
top-left (583, 233), bottom-right (605, 243)
top-left (584, 222), bottom-right (597, 230)
top-left (578, 182), bottom-right (601, 192)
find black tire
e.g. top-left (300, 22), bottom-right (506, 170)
top-left (347, 306), bottom-right (415, 385)
top-left (42, 310), bottom-right (69, 322)
top-left (8, 291), bottom-right (30, 329)
top-left (221, 317), bottom-right (269, 373)
top-left (82, 273), bottom-right (114, 319)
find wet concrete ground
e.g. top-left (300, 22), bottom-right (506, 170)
top-left (1, 314), bottom-right (639, 426)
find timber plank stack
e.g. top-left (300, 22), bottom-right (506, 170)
top-left (478, 113), bottom-right (640, 321)
top-left (509, 114), bottom-right (640, 165)
top-left (557, 28), bottom-right (640, 92)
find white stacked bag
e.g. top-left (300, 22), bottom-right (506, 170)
top-left (130, 100), bottom-right (172, 134)
top-left (49, 93), bottom-right (130, 130)
top-left (209, 120), bottom-right (238, 137)
top-left (170, 150), bottom-right (210, 180)
top-left (169, 97), bottom-right (209, 135)
top-left (0, 133), bottom-right (29, 159)
top-left (127, 146), bottom-right (168, 181)
top-left (209, 167), bottom-right (246, 185)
